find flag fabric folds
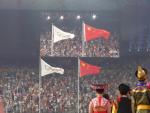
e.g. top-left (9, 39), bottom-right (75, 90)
top-left (52, 25), bottom-right (75, 43)
top-left (83, 23), bottom-right (110, 42)
top-left (40, 59), bottom-right (64, 76)
top-left (80, 60), bottom-right (101, 77)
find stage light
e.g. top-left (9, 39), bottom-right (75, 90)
top-left (46, 16), bottom-right (51, 20)
top-left (76, 15), bottom-right (81, 20)
top-left (60, 16), bottom-right (64, 20)
top-left (92, 14), bottom-right (97, 20)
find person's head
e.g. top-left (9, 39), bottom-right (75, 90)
top-left (135, 66), bottom-right (148, 82)
top-left (96, 89), bottom-right (104, 95)
top-left (118, 83), bottom-right (130, 95)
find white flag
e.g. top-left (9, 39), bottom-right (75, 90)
top-left (40, 59), bottom-right (64, 76)
top-left (52, 25), bottom-right (75, 43)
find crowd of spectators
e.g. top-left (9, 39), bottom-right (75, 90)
top-left (0, 63), bottom-right (78, 113)
top-left (40, 69), bottom-right (78, 113)
top-left (40, 31), bottom-right (119, 57)
top-left (84, 35), bottom-right (119, 57)
top-left (1, 56), bottom-right (149, 113)
top-left (40, 12), bottom-right (120, 57)
top-left (40, 25), bottom-right (83, 57)
top-left (40, 32), bottom-right (52, 57)
top-left (0, 65), bottom-right (39, 113)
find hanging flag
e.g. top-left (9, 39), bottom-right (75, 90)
top-left (83, 23), bottom-right (110, 42)
top-left (40, 58), bottom-right (64, 76)
top-left (52, 25), bottom-right (75, 43)
top-left (80, 60), bottom-right (101, 77)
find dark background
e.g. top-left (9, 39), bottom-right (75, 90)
top-left (0, 10), bottom-right (40, 65)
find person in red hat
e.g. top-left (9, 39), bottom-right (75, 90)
top-left (89, 84), bottom-right (111, 113)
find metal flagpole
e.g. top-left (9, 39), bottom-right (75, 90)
top-left (39, 57), bottom-right (41, 113)
top-left (51, 24), bottom-right (54, 56)
top-left (82, 22), bottom-right (85, 57)
top-left (78, 58), bottom-right (80, 113)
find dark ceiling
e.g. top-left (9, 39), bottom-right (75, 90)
top-left (0, 0), bottom-right (149, 11)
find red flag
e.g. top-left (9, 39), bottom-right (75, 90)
top-left (80, 60), bottom-right (101, 77)
top-left (83, 23), bottom-right (110, 42)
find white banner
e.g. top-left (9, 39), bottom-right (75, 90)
top-left (52, 25), bottom-right (75, 43)
top-left (41, 59), bottom-right (64, 76)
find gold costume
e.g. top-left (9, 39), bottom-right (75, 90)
top-left (132, 66), bottom-right (150, 113)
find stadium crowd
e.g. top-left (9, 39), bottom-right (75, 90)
top-left (40, 27), bottom-right (82, 57)
top-left (0, 66), bottom-right (39, 113)
top-left (1, 56), bottom-right (150, 113)
top-left (40, 32), bottom-right (52, 57)
top-left (40, 69), bottom-right (78, 113)
top-left (40, 31), bottom-right (119, 57)
top-left (84, 35), bottom-right (119, 57)
top-left (40, 12), bottom-right (120, 57)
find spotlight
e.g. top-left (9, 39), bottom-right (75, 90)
top-left (92, 14), bottom-right (97, 20)
top-left (60, 16), bottom-right (64, 20)
top-left (46, 16), bottom-right (51, 20)
top-left (76, 15), bottom-right (81, 20)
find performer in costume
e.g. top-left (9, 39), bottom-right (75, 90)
top-left (132, 66), bottom-right (150, 113)
top-left (89, 84), bottom-right (111, 113)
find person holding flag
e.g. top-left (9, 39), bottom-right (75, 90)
top-left (89, 84), bottom-right (111, 113)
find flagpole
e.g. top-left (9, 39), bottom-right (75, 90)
top-left (39, 57), bottom-right (41, 113)
top-left (82, 22), bottom-right (85, 57)
top-left (51, 24), bottom-right (54, 56)
top-left (78, 58), bottom-right (80, 113)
